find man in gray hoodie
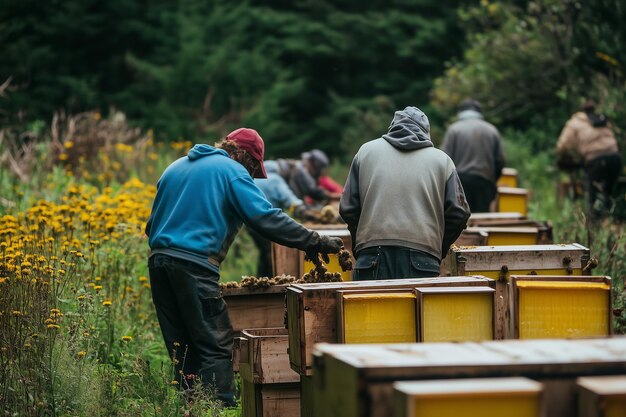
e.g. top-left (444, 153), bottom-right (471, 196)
top-left (441, 98), bottom-right (505, 212)
top-left (339, 106), bottom-right (470, 280)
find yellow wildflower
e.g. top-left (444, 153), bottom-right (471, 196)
top-left (77, 351), bottom-right (87, 358)
top-left (121, 335), bottom-right (132, 342)
top-left (47, 324), bottom-right (60, 329)
top-left (102, 299), bottom-right (112, 307)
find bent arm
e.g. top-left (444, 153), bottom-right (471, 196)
top-left (441, 171), bottom-right (471, 256)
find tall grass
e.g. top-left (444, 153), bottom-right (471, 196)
top-left (0, 112), bottom-right (242, 416)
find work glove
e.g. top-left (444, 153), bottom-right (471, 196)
top-left (305, 235), bottom-right (343, 264)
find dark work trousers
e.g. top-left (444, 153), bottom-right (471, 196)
top-left (148, 254), bottom-right (235, 406)
top-left (247, 227), bottom-right (273, 277)
top-left (585, 153), bottom-right (622, 219)
top-left (458, 173), bottom-right (497, 213)
top-left (352, 246), bottom-right (441, 280)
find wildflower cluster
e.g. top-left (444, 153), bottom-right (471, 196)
top-left (0, 178), bottom-right (156, 415)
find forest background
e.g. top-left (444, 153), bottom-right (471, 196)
top-left (1, 0), bottom-right (626, 416)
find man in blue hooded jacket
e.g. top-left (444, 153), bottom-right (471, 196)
top-left (145, 128), bottom-right (342, 406)
top-left (340, 106), bottom-right (470, 280)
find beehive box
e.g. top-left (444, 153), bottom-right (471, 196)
top-left (272, 227), bottom-right (353, 280)
top-left (311, 338), bottom-right (626, 417)
top-left (497, 186), bottom-right (529, 216)
top-left (448, 243), bottom-right (591, 339)
top-left (393, 377), bottom-right (542, 417)
top-left (468, 217), bottom-right (553, 244)
top-left (509, 276), bottom-right (612, 339)
top-left (239, 328), bottom-right (300, 417)
top-left (222, 285), bottom-right (288, 334)
top-left (460, 227), bottom-right (540, 246)
top-left (497, 167), bottom-right (519, 188)
top-left (468, 212), bottom-right (526, 223)
top-left (337, 289), bottom-right (417, 344)
top-left (286, 276), bottom-right (495, 376)
top-left (577, 375), bottom-right (626, 417)
top-left (416, 287), bottom-right (495, 342)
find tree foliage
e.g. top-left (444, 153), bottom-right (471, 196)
top-left (1, 0), bottom-right (466, 161)
top-left (431, 0), bottom-right (626, 149)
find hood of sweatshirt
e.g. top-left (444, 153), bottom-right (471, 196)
top-left (382, 106), bottom-right (433, 150)
top-left (187, 144), bottom-right (229, 161)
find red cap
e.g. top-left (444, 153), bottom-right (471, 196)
top-left (226, 128), bottom-right (267, 178)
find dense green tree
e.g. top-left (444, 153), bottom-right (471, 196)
top-left (431, 0), bottom-right (626, 150)
top-left (1, 0), bottom-right (467, 160)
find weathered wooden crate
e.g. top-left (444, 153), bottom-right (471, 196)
top-left (459, 226), bottom-right (540, 246)
top-left (393, 377), bottom-right (542, 417)
top-left (239, 327), bottom-right (300, 417)
top-left (286, 276), bottom-right (495, 376)
top-left (468, 212), bottom-right (526, 223)
top-left (497, 186), bottom-right (529, 216)
top-left (222, 285), bottom-right (287, 334)
top-left (509, 275), bottom-right (612, 339)
top-left (447, 243), bottom-right (591, 339)
top-left (272, 227), bottom-right (353, 280)
top-left (577, 375), bottom-right (626, 417)
top-left (311, 338), bottom-right (626, 417)
top-left (497, 167), bottom-right (519, 188)
top-left (416, 287), bottom-right (495, 342)
top-left (467, 217), bottom-right (553, 244)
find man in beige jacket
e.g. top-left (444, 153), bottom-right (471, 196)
top-left (557, 100), bottom-right (622, 218)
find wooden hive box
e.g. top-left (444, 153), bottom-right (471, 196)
top-left (239, 327), bottom-right (300, 417)
top-left (509, 275), bottom-right (612, 339)
top-left (468, 218), bottom-right (553, 244)
top-left (272, 227), bottom-right (353, 281)
top-left (461, 226), bottom-right (540, 246)
top-left (286, 275), bottom-right (496, 376)
top-left (448, 243), bottom-right (591, 339)
top-left (497, 186), bottom-right (529, 216)
top-left (393, 377), bottom-right (542, 417)
top-left (497, 167), bottom-right (519, 188)
top-left (337, 289), bottom-right (418, 344)
top-left (311, 338), bottom-right (626, 417)
top-left (577, 375), bottom-right (626, 417)
top-left (416, 287), bottom-right (495, 342)
top-left (223, 285), bottom-right (288, 335)
top-left (468, 212), bottom-right (526, 224)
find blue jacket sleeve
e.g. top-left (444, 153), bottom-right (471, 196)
top-left (228, 175), bottom-right (319, 250)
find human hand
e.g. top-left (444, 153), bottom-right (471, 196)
top-left (305, 236), bottom-right (343, 264)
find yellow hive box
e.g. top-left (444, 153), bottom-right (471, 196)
top-left (577, 376), bottom-right (626, 417)
top-left (448, 244), bottom-right (591, 339)
top-left (497, 186), bottom-right (529, 216)
top-left (337, 290), bottom-right (417, 344)
top-left (497, 167), bottom-right (519, 188)
top-left (415, 287), bottom-right (495, 342)
top-left (460, 227), bottom-right (539, 246)
top-left (510, 276), bottom-right (612, 339)
top-left (393, 377), bottom-right (542, 417)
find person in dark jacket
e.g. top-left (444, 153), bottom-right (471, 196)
top-left (275, 149), bottom-right (332, 205)
top-left (340, 106), bottom-right (470, 280)
top-left (441, 98), bottom-right (506, 212)
top-left (145, 128), bottom-right (342, 406)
